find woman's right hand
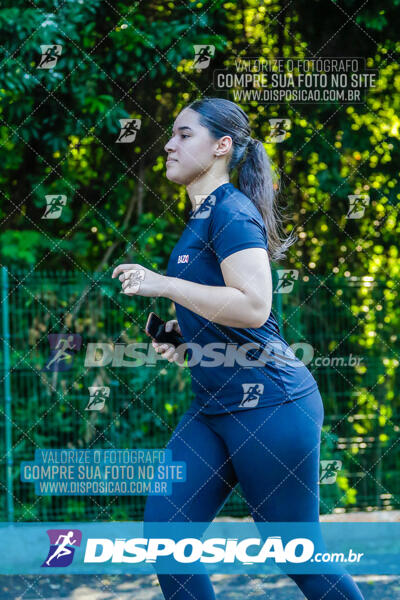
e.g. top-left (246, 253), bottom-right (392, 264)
top-left (166, 319), bottom-right (182, 336)
top-left (151, 320), bottom-right (185, 364)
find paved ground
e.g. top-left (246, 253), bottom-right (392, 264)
top-left (2, 573), bottom-right (400, 600)
top-left (1, 512), bottom-right (399, 600)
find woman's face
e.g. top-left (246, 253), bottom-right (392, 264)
top-left (164, 108), bottom-right (225, 185)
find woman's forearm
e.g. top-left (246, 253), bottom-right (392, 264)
top-left (160, 276), bottom-right (266, 328)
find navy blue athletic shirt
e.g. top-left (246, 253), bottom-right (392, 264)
top-left (166, 182), bottom-right (318, 414)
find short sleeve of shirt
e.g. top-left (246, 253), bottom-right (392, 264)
top-left (209, 200), bottom-right (268, 263)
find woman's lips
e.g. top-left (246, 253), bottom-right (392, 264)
top-left (166, 158), bottom-right (178, 164)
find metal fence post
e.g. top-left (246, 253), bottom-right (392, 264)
top-left (1, 266), bottom-right (14, 522)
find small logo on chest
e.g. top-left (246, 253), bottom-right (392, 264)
top-left (177, 254), bottom-right (189, 264)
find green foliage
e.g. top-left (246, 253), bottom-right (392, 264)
top-left (1, 0), bottom-right (399, 520)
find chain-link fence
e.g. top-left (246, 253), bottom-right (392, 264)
top-left (1, 267), bottom-right (399, 521)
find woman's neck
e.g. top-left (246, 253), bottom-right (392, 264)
top-left (186, 174), bottom-right (230, 212)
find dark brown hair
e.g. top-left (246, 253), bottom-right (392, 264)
top-left (188, 96), bottom-right (297, 262)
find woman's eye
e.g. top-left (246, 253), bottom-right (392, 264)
top-left (181, 134), bottom-right (189, 139)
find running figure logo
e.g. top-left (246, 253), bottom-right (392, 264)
top-left (275, 269), bottom-right (299, 294)
top-left (239, 383), bottom-right (264, 408)
top-left (86, 386), bottom-right (110, 411)
top-left (116, 118), bottom-right (141, 143)
top-left (346, 195), bottom-right (369, 219)
top-left (43, 334), bottom-right (82, 372)
top-left (192, 194), bottom-right (216, 219)
top-left (42, 195), bottom-right (67, 219)
top-left (37, 44), bottom-right (62, 69)
top-left (42, 529), bottom-right (82, 567)
top-left (319, 460), bottom-right (342, 484)
top-left (123, 269), bottom-right (145, 294)
top-left (192, 45), bottom-right (215, 71)
top-left (267, 119), bottom-right (291, 143)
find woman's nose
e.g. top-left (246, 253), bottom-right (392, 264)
top-left (164, 136), bottom-right (176, 153)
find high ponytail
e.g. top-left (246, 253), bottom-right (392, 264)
top-left (187, 96), bottom-right (297, 262)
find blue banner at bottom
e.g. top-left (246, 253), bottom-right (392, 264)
top-left (0, 522), bottom-right (398, 575)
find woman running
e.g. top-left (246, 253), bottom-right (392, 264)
top-left (112, 97), bottom-right (365, 600)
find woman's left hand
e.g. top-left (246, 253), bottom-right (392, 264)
top-left (112, 263), bottom-right (167, 298)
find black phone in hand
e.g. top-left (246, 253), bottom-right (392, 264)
top-left (145, 312), bottom-right (186, 348)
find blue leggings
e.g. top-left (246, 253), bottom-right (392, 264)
top-left (144, 390), bottom-right (365, 600)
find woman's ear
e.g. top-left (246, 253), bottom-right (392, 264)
top-left (214, 135), bottom-right (232, 157)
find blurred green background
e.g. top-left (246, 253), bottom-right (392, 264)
top-left (0, 0), bottom-right (399, 521)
